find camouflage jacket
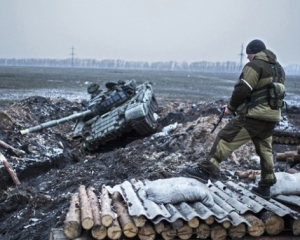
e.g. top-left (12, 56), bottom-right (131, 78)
top-left (228, 49), bottom-right (285, 122)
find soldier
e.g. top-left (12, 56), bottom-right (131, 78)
top-left (182, 39), bottom-right (286, 199)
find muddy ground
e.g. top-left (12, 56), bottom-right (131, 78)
top-left (0, 68), bottom-right (300, 240)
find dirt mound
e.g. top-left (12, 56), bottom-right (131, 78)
top-left (0, 96), bottom-right (300, 240)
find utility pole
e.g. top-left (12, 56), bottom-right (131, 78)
top-left (239, 44), bottom-right (244, 70)
top-left (70, 46), bottom-right (75, 67)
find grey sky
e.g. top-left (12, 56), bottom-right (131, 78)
top-left (1, 0), bottom-right (299, 66)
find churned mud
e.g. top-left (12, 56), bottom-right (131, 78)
top-left (0, 95), bottom-right (300, 240)
top-left (0, 67), bottom-right (300, 239)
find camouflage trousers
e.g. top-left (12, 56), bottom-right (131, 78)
top-left (200, 116), bottom-right (277, 187)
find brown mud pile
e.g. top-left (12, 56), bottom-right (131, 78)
top-left (0, 96), bottom-right (300, 240)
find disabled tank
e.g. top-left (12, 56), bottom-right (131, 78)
top-left (20, 79), bottom-right (159, 151)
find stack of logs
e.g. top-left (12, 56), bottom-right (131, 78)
top-left (273, 131), bottom-right (300, 145)
top-left (64, 185), bottom-right (143, 240)
top-left (276, 145), bottom-right (300, 166)
top-left (63, 185), bottom-right (300, 240)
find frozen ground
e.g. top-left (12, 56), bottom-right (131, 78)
top-left (0, 67), bottom-right (300, 240)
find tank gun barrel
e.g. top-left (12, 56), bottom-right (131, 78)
top-left (20, 109), bottom-right (93, 135)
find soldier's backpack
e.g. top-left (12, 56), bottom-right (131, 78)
top-left (248, 62), bottom-right (286, 110)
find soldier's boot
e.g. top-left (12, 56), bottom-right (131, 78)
top-left (251, 186), bottom-right (271, 200)
top-left (181, 167), bottom-right (210, 183)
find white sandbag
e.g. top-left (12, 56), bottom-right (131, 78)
top-left (145, 177), bottom-right (214, 207)
top-left (256, 172), bottom-right (300, 196)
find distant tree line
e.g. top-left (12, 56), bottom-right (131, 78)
top-left (0, 58), bottom-right (299, 75)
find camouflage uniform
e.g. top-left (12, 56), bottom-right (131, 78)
top-left (201, 49), bottom-right (285, 187)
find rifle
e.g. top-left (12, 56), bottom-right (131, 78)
top-left (211, 107), bottom-right (225, 133)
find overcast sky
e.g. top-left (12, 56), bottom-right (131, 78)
top-left (1, 0), bottom-right (299, 66)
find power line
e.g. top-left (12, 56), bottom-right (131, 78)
top-left (70, 46), bottom-right (75, 67)
top-left (239, 44), bottom-right (244, 69)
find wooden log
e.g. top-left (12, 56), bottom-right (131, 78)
top-left (63, 193), bottom-right (82, 239)
top-left (235, 170), bottom-right (250, 179)
top-left (286, 157), bottom-right (295, 164)
top-left (155, 221), bottom-right (166, 234)
top-left (0, 140), bottom-right (25, 156)
top-left (276, 153), bottom-right (286, 161)
top-left (231, 151), bottom-right (239, 165)
top-left (161, 224), bottom-right (177, 240)
top-left (0, 152), bottom-right (21, 185)
top-left (78, 185), bottom-right (94, 230)
top-left (273, 136), bottom-right (279, 143)
top-left (205, 216), bottom-right (214, 225)
top-left (228, 223), bottom-right (246, 239)
top-left (107, 218), bottom-right (122, 240)
top-left (276, 151), bottom-right (296, 161)
top-left (177, 224), bottom-right (193, 240)
top-left (290, 138), bottom-right (295, 145)
top-left (138, 221), bottom-right (156, 240)
top-left (74, 229), bottom-right (94, 240)
top-left (171, 219), bottom-right (184, 230)
top-left (100, 187), bottom-right (115, 227)
top-left (195, 223), bottom-right (210, 239)
top-left (222, 220), bottom-right (231, 229)
top-left (111, 192), bottom-right (138, 238)
top-left (243, 213), bottom-right (265, 237)
top-left (87, 187), bottom-right (106, 240)
top-left (258, 210), bottom-right (284, 235)
top-left (210, 224), bottom-right (227, 240)
top-left (293, 154), bottom-right (300, 163)
top-left (187, 217), bottom-right (199, 228)
top-left (248, 170), bottom-right (261, 181)
top-left (285, 151), bottom-right (296, 159)
top-left (91, 225), bottom-right (106, 240)
top-left (276, 150), bottom-right (300, 165)
top-left (236, 170), bottom-right (261, 180)
top-left (279, 137), bottom-right (285, 144)
top-left (284, 216), bottom-right (300, 235)
top-left (133, 215), bottom-right (147, 228)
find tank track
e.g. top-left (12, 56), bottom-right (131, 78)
top-left (273, 130), bottom-right (300, 145)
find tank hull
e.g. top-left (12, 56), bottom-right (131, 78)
top-left (71, 80), bottom-right (158, 150)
